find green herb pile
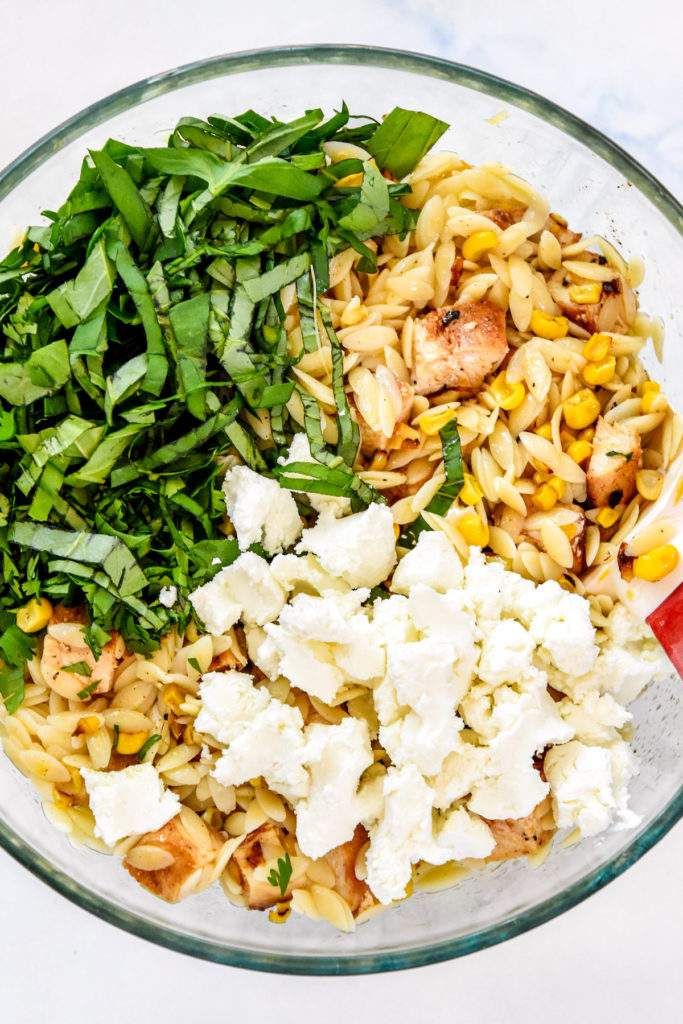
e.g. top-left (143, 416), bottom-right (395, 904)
top-left (0, 103), bottom-right (462, 711)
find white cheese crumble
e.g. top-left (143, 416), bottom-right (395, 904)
top-left (80, 764), bottom-right (180, 846)
top-left (223, 464), bottom-right (302, 555)
top-left (296, 503), bottom-right (397, 588)
top-left (189, 552), bottom-right (286, 635)
top-left (159, 585), bottom-right (177, 608)
top-left (390, 530), bottom-right (464, 595)
top-left (544, 738), bottom-right (640, 836)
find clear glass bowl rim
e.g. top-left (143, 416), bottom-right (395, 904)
top-left (0, 43), bottom-right (681, 975)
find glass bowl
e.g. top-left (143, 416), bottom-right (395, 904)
top-left (0, 44), bottom-right (681, 975)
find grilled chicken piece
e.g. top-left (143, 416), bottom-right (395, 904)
top-left (548, 254), bottom-right (637, 335)
top-left (587, 417), bottom-right (642, 509)
top-left (493, 505), bottom-right (526, 544)
top-left (40, 607), bottom-right (124, 700)
top-left (123, 813), bottom-right (225, 902)
top-left (545, 214), bottom-right (582, 248)
top-left (323, 824), bottom-right (375, 917)
top-left (234, 824), bottom-right (301, 910)
top-left (357, 378), bottom-right (415, 457)
top-left (483, 206), bottom-right (526, 230)
top-left (412, 300), bottom-right (508, 396)
top-left (483, 796), bottom-right (556, 861)
top-left (209, 647), bottom-right (242, 672)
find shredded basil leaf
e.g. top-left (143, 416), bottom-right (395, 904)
top-left (138, 733), bottom-right (162, 761)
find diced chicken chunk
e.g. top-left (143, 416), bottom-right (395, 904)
top-left (40, 607), bottom-right (124, 700)
top-left (483, 796), bottom-right (556, 861)
top-left (412, 300), bottom-right (508, 396)
top-left (523, 505), bottom-right (587, 575)
top-left (548, 254), bottom-right (636, 335)
top-left (323, 824), bottom-right (375, 917)
top-left (233, 824), bottom-right (301, 910)
top-left (545, 214), bottom-right (582, 248)
top-left (356, 378), bottom-right (415, 457)
top-left (483, 206), bottom-right (526, 230)
top-left (587, 417), bottom-right (642, 508)
top-left (123, 813), bottom-right (225, 903)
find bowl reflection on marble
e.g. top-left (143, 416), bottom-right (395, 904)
top-left (0, 45), bottom-right (681, 974)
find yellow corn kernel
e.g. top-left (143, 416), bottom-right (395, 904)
top-left (16, 597), bottom-right (53, 634)
top-left (335, 171), bottom-right (364, 188)
top-left (533, 470), bottom-right (549, 486)
top-left (369, 451), bottom-right (388, 471)
top-left (77, 715), bottom-right (101, 736)
top-left (530, 308), bottom-right (569, 340)
top-left (532, 484), bottom-right (558, 511)
top-left (639, 381), bottom-right (660, 398)
top-left (568, 282), bottom-right (602, 304)
top-left (489, 373), bottom-right (526, 411)
top-left (461, 230), bottom-right (498, 262)
top-left (116, 730), bottom-right (148, 755)
top-left (578, 427), bottom-right (595, 443)
top-left (563, 388), bottom-right (601, 430)
top-left (183, 724), bottom-right (199, 747)
top-left (388, 423), bottom-right (421, 450)
top-left (560, 429), bottom-right (575, 449)
top-left (583, 356), bottom-right (616, 386)
top-left (459, 473), bottom-right (483, 506)
top-left (640, 382), bottom-right (665, 413)
top-left (393, 523), bottom-right (400, 541)
top-left (340, 302), bottom-right (369, 327)
top-left (636, 469), bottom-right (664, 502)
top-left (535, 422), bottom-right (553, 441)
top-left (596, 507), bottom-right (621, 529)
top-left (633, 544), bottom-right (679, 582)
top-left (582, 333), bottom-right (611, 362)
top-left (67, 765), bottom-right (84, 794)
top-left (268, 902), bottom-right (292, 924)
top-left (53, 788), bottom-right (71, 810)
top-left (162, 683), bottom-right (184, 715)
top-left (418, 406), bottom-right (456, 435)
top-left (459, 513), bottom-right (489, 547)
top-left (185, 621), bottom-right (199, 643)
top-left (568, 439), bottom-right (593, 464)
top-left (548, 476), bottom-right (566, 500)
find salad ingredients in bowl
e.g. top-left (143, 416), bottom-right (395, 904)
top-left (0, 63), bottom-right (680, 964)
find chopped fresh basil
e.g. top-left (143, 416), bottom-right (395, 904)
top-left (138, 733), bottom-right (162, 761)
top-left (76, 679), bottom-right (100, 700)
top-left (401, 418), bottom-right (464, 547)
top-left (606, 450), bottom-right (633, 461)
top-left (62, 660), bottom-right (92, 676)
top-left (187, 657), bottom-right (201, 673)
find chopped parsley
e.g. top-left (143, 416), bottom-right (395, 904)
top-left (61, 660), bottom-right (92, 676)
top-left (267, 852), bottom-right (293, 896)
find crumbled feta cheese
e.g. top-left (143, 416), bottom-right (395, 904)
top-left (477, 620), bottom-right (536, 687)
top-left (270, 553), bottom-right (350, 596)
top-left (558, 690), bottom-right (630, 745)
top-left (199, 671), bottom-right (309, 802)
top-left (80, 764), bottom-right (180, 846)
top-left (390, 530), bottom-right (464, 595)
top-left (295, 718), bottom-right (373, 859)
top-left (159, 585), bottom-right (178, 608)
top-left (279, 433), bottom-right (351, 519)
top-left (544, 739), bottom-right (640, 836)
top-left (277, 590), bottom-right (369, 644)
top-left (189, 552), bottom-right (286, 635)
top-left (223, 464), bottom-right (302, 554)
top-left (297, 503), bottom-right (397, 588)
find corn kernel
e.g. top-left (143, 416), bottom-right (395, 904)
top-left (67, 765), bottom-right (84, 794)
top-left (633, 544), bottom-right (679, 582)
top-left (335, 171), bottom-right (364, 188)
top-left (162, 683), bottom-right (184, 715)
top-left (340, 302), bottom-right (368, 327)
top-left (583, 356), bottom-right (616, 386)
top-left (116, 730), bottom-right (148, 755)
top-left (563, 388), bottom-right (601, 430)
top-left (393, 523), bottom-right (400, 541)
top-left (53, 788), bottom-right (71, 810)
top-left (269, 902), bottom-right (292, 924)
top-left (582, 333), bottom-right (611, 362)
top-left (641, 383), bottom-right (666, 413)
top-left (459, 473), bottom-right (484, 506)
top-left (535, 422), bottom-right (553, 441)
top-left (560, 429), bottom-right (575, 449)
top-left (530, 309), bottom-right (569, 340)
top-left (532, 484), bottom-right (558, 511)
top-left (489, 373), bottom-right (526, 411)
top-left (16, 597), bottom-right (53, 634)
top-left (184, 724), bottom-right (199, 746)
top-left (369, 451), bottom-right (388, 471)
top-left (185, 621), bottom-right (199, 643)
top-left (548, 476), bottom-right (566, 499)
top-left (459, 513), bottom-right (489, 547)
top-left (568, 439), bottom-right (593, 464)
top-left (568, 282), bottom-right (602, 304)
top-left (533, 471), bottom-right (549, 486)
top-left (578, 427), bottom-right (595, 443)
top-left (461, 230), bottom-right (498, 262)
top-left (418, 406), bottom-right (456, 435)
top-left (636, 469), bottom-right (664, 502)
top-left (77, 715), bottom-right (101, 736)
top-left (596, 507), bottom-right (621, 529)
top-left (639, 381), bottom-right (660, 398)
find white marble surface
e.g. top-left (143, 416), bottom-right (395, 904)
top-left (0, 2), bottom-right (681, 1019)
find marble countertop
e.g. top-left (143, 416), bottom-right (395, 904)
top-left (0, 3), bottom-right (680, 1020)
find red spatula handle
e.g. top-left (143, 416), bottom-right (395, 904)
top-left (647, 580), bottom-right (683, 678)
